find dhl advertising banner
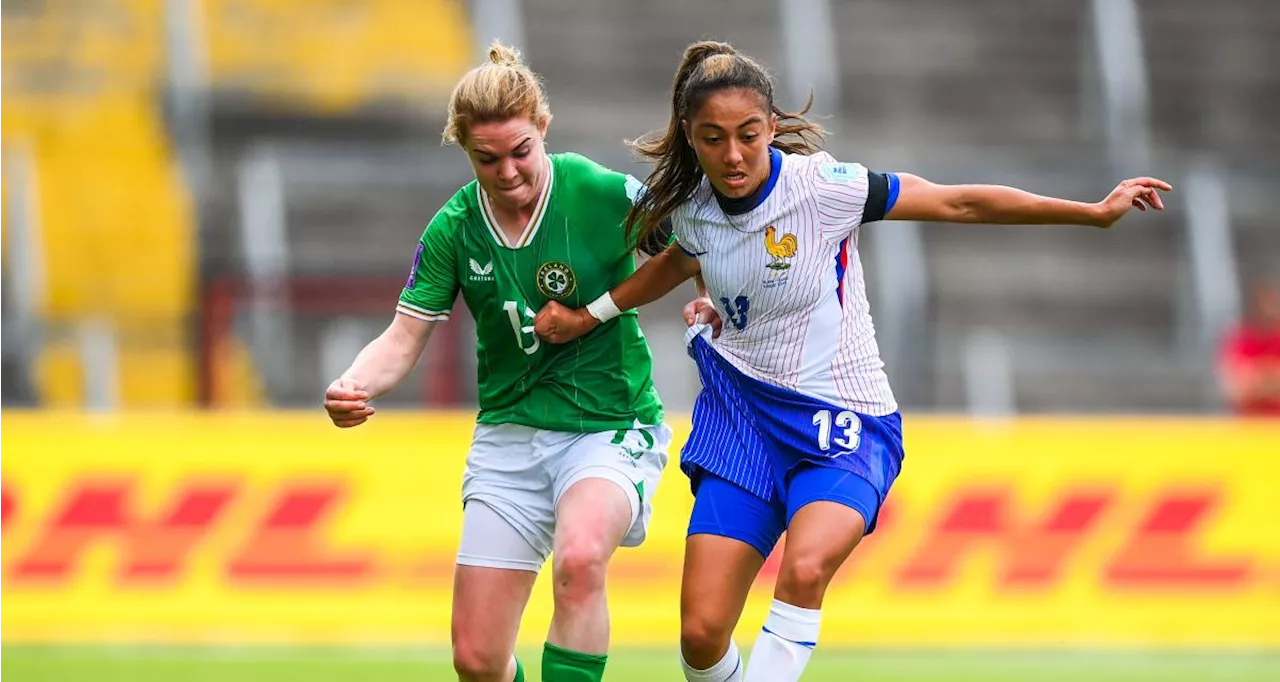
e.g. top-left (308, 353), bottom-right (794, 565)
top-left (2, 413), bottom-right (1278, 647)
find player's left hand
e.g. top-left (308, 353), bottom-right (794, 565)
top-left (1092, 177), bottom-right (1172, 228)
top-left (534, 300), bottom-right (598, 343)
top-left (683, 297), bottom-right (723, 339)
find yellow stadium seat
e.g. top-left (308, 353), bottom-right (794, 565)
top-left (3, 0), bottom-right (197, 407)
top-left (3, 0), bottom-right (473, 407)
top-left (203, 0), bottom-right (471, 112)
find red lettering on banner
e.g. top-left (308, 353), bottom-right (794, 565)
top-left (226, 482), bottom-right (377, 583)
top-left (895, 487), bottom-right (1111, 589)
top-left (2, 484), bottom-right (15, 531)
top-left (1000, 491), bottom-right (1112, 587)
top-left (9, 479), bottom-right (236, 583)
top-left (120, 483), bottom-right (238, 583)
top-left (1105, 489), bottom-right (1252, 588)
top-left (11, 479), bottom-right (131, 580)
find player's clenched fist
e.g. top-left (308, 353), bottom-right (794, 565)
top-left (683, 297), bottom-right (723, 339)
top-left (325, 377), bottom-right (375, 428)
top-left (534, 300), bottom-right (599, 344)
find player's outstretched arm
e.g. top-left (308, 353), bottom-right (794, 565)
top-left (886, 174), bottom-right (1172, 228)
top-left (535, 243), bottom-right (701, 343)
top-left (324, 313), bottom-right (437, 428)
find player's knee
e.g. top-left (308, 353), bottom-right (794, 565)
top-left (551, 537), bottom-right (610, 604)
top-left (452, 642), bottom-right (509, 682)
top-left (680, 613), bottom-right (733, 660)
top-left (777, 555), bottom-right (836, 604)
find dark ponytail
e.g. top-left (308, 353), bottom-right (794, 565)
top-left (625, 40), bottom-right (826, 245)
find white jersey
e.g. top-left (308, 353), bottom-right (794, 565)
top-left (672, 149), bottom-right (898, 416)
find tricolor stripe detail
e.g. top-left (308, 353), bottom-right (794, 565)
top-left (834, 236), bottom-right (850, 307)
top-left (396, 300), bottom-right (451, 321)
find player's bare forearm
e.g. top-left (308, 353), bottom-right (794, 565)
top-left (888, 173), bottom-right (1170, 228)
top-left (893, 177), bottom-right (1101, 225)
top-left (341, 314), bottom-right (436, 397)
top-left (612, 243), bottom-right (701, 310)
top-left (950, 185), bottom-right (1104, 225)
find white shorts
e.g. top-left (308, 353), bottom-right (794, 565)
top-left (456, 422), bottom-right (671, 572)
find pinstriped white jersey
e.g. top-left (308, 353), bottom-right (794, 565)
top-left (673, 150), bottom-right (898, 416)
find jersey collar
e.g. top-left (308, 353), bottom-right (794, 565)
top-left (712, 146), bottom-right (782, 216)
top-left (478, 155), bottom-right (554, 249)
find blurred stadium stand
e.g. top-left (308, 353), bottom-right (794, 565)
top-left (3, 0), bottom-right (1277, 414)
top-left (3, 0), bottom-right (197, 407)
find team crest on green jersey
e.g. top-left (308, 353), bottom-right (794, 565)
top-left (536, 260), bottom-right (577, 300)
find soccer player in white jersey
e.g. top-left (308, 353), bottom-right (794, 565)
top-left (534, 40), bottom-right (1171, 682)
top-left (323, 44), bottom-right (682, 682)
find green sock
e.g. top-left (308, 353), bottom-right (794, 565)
top-left (541, 642), bottom-right (607, 682)
top-left (512, 655), bottom-right (525, 682)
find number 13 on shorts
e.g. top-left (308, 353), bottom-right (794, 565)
top-left (813, 409), bottom-right (861, 453)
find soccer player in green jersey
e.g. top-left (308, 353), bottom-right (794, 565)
top-left (324, 44), bottom-right (675, 682)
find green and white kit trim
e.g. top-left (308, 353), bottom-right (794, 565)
top-left (477, 156), bottom-right (554, 249)
top-left (395, 299), bottom-right (452, 322)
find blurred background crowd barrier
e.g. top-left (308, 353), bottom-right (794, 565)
top-left (2, 0), bottom-right (1279, 658)
top-left (3, 0), bottom-right (1277, 415)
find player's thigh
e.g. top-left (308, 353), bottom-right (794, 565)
top-left (550, 424), bottom-right (671, 551)
top-left (680, 534), bottom-right (766, 655)
top-left (452, 501), bottom-right (541, 662)
top-left (553, 477), bottom-right (632, 566)
top-left (682, 474), bottom-right (781, 640)
top-left (463, 423), bottom-right (557, 561)
top-left (780, 466), bottom-right (874, 592)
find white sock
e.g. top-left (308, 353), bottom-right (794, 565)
top-left (681, 639), bottom-right (743, 682)
top-left (743, 599), bottom-right (821, 682)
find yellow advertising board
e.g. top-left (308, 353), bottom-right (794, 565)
top-left (2, 413), bottom-right (1278, 647)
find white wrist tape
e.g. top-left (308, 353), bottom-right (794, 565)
top-left (586, 292), bottom-right (623, 323)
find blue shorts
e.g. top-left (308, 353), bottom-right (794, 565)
top-left (680, 336), bottom-right (904, 556)
top-left (687, 466), bottom-right (884, 558)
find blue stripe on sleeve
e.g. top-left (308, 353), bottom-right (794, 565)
top-left (885, 172), bottom-right (901, 215)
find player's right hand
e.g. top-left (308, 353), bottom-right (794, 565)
top-left (683, 297), bottom-right (723, 339)
top-left (325, 377), bottom-right (375, 428)
top-left (534, 300), bottom-right (598, 343)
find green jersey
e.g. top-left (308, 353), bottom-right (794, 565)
top-left (397, 153), bottom-right (664, 432)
